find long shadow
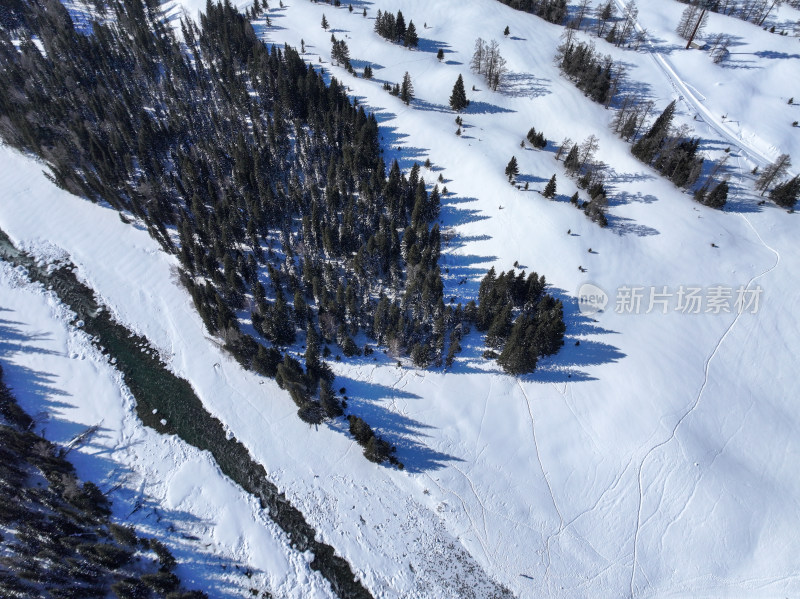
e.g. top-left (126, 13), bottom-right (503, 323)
top-left (331, 354), bottom-right (462, 473)
top-left (606, 190), bottom-right (658, 207)
top-left (413, 98), bottom-right (452, 114)
top-left (528, 291), bottom-right (625, 383)
top-left (465, 100), bottom-right (515, 115)
top-left (498, 71), bottom-right (551, 99)
top-left (719, 177), bottom-right (769, 214)
top-left (604, 167), bottom-right (656, 186)
top-left (753, 50), bottom-right (800, 60)
top-left (605, 213), bottom-right (660, 237)
top-left (350, 58), bottom-right (384, 70)
top-left (416, 37), bottom-right (450, 54)
top-left (440, 202), bottom-right (491, 228)
top-left (516, 173), bottom-right (548, 186)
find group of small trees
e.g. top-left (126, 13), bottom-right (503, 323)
top-left (470, 37), bottom-right (508, 91)
top-left (387, 71), bottom-right (414, 104)
top-left (526, 126), bottom-right (547, 149)
top-left (330, 37), bottom-right (351, 68)
top-left (676, 0), bottom-right (786, 27)
top-left (756, 154), bottom-right (799, 208)
top-left (374, 9), bottom-right (418, 48)
top-left (494, 0), bottom-right (568, 25)
top-left (556, 30), bottom-right (622, 106)
top-left (631, 100), bottom-right (705, 190)
top-left (556, 135), bottom-right (609, 225)
top-left (471, 267), bottom-right (566, 375)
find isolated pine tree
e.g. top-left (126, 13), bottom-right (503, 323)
top-left (400, 72), bottom-right (413, 104)
top-left (363, 64), bottom-right (373, 79)
top-left (543, 174), bottom-right (557, 198)
top-left (505, 156), bottom-right (519, 181)
top-left (321, 14), bottom-right (328, 30)
top-left (504, 25), bottom-right (510, 36)
top-left (437, 48), bottom-right (444, 61)
top-left (449, 75), bottom-right (468, 111)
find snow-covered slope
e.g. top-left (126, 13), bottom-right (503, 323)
top-left (2, 0), bottom-right (799, 598)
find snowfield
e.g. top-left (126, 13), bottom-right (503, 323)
top-left (2, 0), bottom-right (800, 598)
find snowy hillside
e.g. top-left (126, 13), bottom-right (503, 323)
top-left (1, 0), bottom-right (800, 598)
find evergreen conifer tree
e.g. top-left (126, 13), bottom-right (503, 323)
top-left (400, 72), bottom-right (413, 104)
top-left (449, 75), bottom-right (468, 111)
top-left (321, 14), bottom-right (328, 30)
top-left (543, 174), bottom-right (557, 198)
top-left (497, 314), bottom-right (538, 375)
top-left (405, 21), bottom-right (419, 48)
top-left (505, 156), bottom-right (519, 181)
top-left (770, 175), bottom-right (800, 208)
top-left (632, 100), bottom-right (676, 165)
top-left (704, 180), bottom-right (728, 209)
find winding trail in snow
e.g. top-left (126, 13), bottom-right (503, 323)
top-left (627, 205), bottom-right (781, 598)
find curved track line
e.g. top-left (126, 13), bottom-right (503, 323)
top-left (518, 379), bottom-right (564, 598)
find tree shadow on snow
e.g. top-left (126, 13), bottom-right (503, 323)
top-left (497, 71), bottom-right (551, 99)
top-left (350, 58), bottom-right (385, 70)
top-left (523, 292), bottom-right (625, 384)
top-left (416, 37), bottom-right (450, 55)
top-left (605, 213), bottom-right (660, 237)
top-left (465, 100), bottom-right (515, 115)
top-left (332, 358), bottom-right (463, 473)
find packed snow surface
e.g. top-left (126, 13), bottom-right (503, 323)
top-left (2, 0), bottom-right (800, 597)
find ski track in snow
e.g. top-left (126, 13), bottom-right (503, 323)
top-left (628, 203), bottom-right (782, 598)
top-left (598, 6), bottom-right (790, 596)
top-left (517, 379), bottom-right (564, 599)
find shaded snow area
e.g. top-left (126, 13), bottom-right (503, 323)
top-left (2, 0), bottom-right (800, 598)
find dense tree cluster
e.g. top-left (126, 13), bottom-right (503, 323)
top-left (694, 179), bottom-right (730, 208)
top-left (348, 415), bottom-right (400, 465)
top-left (632, 100), bottom-right (704, 190)
top-left (770, 175), bottom-right (800, 209)
top-left (330, 37), bottom-right (351, 68)
top-left (0, 0), bottom-right (437, 464)
top-left (556, 31), bottom-right (622, 106)
top-left (374, 9), bottom-right (418, 48)
top-left (469, 268), bottom-right (565, 375)
top-left (0, 0), bottom-right (569, 459)
top-left (755, 154), bottom-right (798, 208)
top-left (0, 363), bottom-right (206, 599)
top-left (493, 0), bottom-right (568, 25)
top-left (526, 126), bottom-right (547, 149)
